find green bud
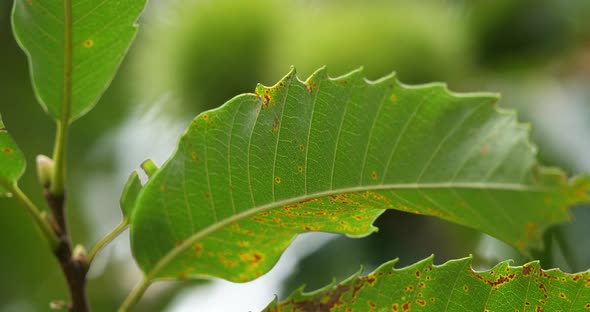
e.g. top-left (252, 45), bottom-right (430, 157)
top-left (36, 154), bottom-right (54, 188)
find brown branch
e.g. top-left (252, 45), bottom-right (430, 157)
top-left (45, 189), bottom-right (89, 312)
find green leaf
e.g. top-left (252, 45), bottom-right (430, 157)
top-left (0, 114), bottom-right (26, 196)
top-left (120, 171), bottom-right (142, 219)
top-left (264, 256), bottom-right (590, 311)
top-left (130, 68), bottom-right (589, 282)
top-left (11, 0), bottom-right (146, 122)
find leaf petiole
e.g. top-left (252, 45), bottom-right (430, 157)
top-left (86, 219), bottom-right (129, 268)
top-left (8, 183), bottom-right (58, 248)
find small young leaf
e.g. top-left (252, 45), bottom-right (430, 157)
top-left (0, 114), bottom-right (26, 196)
top-left (130, 68), bottom-right (589, 283)
top-left (120, 171), bottom-right (142, 219)
top-left (264, 256), bottom-right (590, 311)
top-left (11, 0), bottom-right (147, 122)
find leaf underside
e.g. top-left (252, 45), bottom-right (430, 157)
top-left (130, 67), bottom-right (589, 283)
top-left (0, 114), bottom-right (25, 196)
top-left (11, 0), bottom-right (146, 122)
top-left (264, 256), bottom-right (590, 312)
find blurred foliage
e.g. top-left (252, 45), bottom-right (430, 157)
top-left (1, 0), bottom-right (589, 311)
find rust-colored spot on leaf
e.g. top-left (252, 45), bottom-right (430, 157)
top-left (275, 176), bottom-right (281, 184)
top-left (193, 242), bottom-right (203, 256)
top-left (273, 117), bottom-right (279, 131)
top-left (263, 94), bottom-right (271, 107)
top-left (463, 285), bottom-right (469, 292)
top-left (392, 303), bottom-right (399, 312)
top-left (366, 275), bottom-right (376, 286)
top-left (84, 39), bottom-right (94, 48)
top-left (3, 147), bottom-right (12, 153)
top-left (559, 293), bottom-right (566, 299)
top-left (390, 94), bottom-right (398, 102)
top-left (430, 297), bottom-right (435, 303)
top-left (585, 303), bottom-right (590, 308)
top-left (416, 299), bottom-right (426, 306)
top-left (402, 301), bottom-right (411, 312)
top-left (535, 306), bottom-right (541, 312)
top-left (202, 114), bottom-right (209, 121)
top-left (371, 171), bottom-right (377, 180)
top-left (522, 265), bottom-right (533, 276)
top-left (178, 272), bottom-right (187, 279)
top-left (297, 165), bottom-right (303, 173)
top-left (480, 144), bottom-right (489, 155)
top-left (175, 239), bottom-right (183, 246)
top-left (538, 283), bottom-right (547, 293)
top-left (368, 300), bottom-right (376, 308)
top-left (191, 152), bottom-right (199, 161)
top-left (299, 144), bottom-right (305, 151)
top-left (415, 271), bottom-right (421, 278)
top-left (404, 285), bottom-right (414, 292)
top-left (418, 282), bottom-right (425, 288)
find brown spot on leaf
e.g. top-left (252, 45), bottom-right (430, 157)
top-left (202, 114), bottom-right (209, 121)
top-left (402, 301), bottom-right (411, 312)
top-left (297, 165), bottom-right (303, 173)
top-left (522, 265), bottom-right (533, 276)
top-left (193, 242), bottom-right (203, 256)
top-left (390, 94), bottom-right (398, 102)
top-left (84, 39), bottom-right (94, 48)
top-left (191, 152), bottom-right (199, 161)
top-left (416, 299), bottom-right (426, 307)
top-left (371, 171), bottom-right (377, 180)
top-left (392, 303), bottom-right (399, 312)
top-left (415, 271), bottom-right (421, 278)
top-left (3, 147), bottom-right (12, 153)
top-left (299, 144), bottom-right (305, 151)
top-left (275, 177), bottom-right (281, 184)
top-left (463, 285), bottom-right (469, 292)
top-left (480, 144), bottom-right (489, 155)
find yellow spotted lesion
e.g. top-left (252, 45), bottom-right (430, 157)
top-left (83, 39), bottom-right (94, 48)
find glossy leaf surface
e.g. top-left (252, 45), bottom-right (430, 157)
top-left (12, 0), bottom-right (146, 122)
top-left (0, 114), bottom-right (25, 196)
top-left (130, 68), bottom-right (589, 282)
top-left (265, 256), bottom-right (590, 311)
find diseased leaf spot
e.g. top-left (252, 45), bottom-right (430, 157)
top-left (275, 177), bottom-right (281, 184)
top-left (371, 171), bottom-right (377, 180)
top-left (3, 147), bottom-right (12, 153)
top-left (191, 152), bottom-right (199, 161)
top-left (463, 285), bottom-right (469, 292)
top-left (390, 94), bottom-right (398, 102)
top-left (202, 114), bottom-right (209, 121)
top-left (193, 242), bottom-right (203, 256)
top-left (299, 144), bottom-right (305, 151)
top-left (367, 300), bottom-right (376, 308)
top-left (416, 299), bottom-right (426, 306)
top-left (559, 293), bottom-right (566, 299)
top-left (402, 301), bottom-right (411, 312)
top-left (297, 165), bottom-right (303, 173)
top-left (392, 303), bottom-right (399, 312)
top-left (480, 144), bottom-right (489, 155)
top-left (415, 271), bottom-right (421, 278)
top-left (84, 39), bottom-right (94, 48)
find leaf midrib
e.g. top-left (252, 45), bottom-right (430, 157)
top-left (142, 181), bottom-right (547, 281)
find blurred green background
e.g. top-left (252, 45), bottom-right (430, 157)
top-left (1, 0), bottom-right (590, 311)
